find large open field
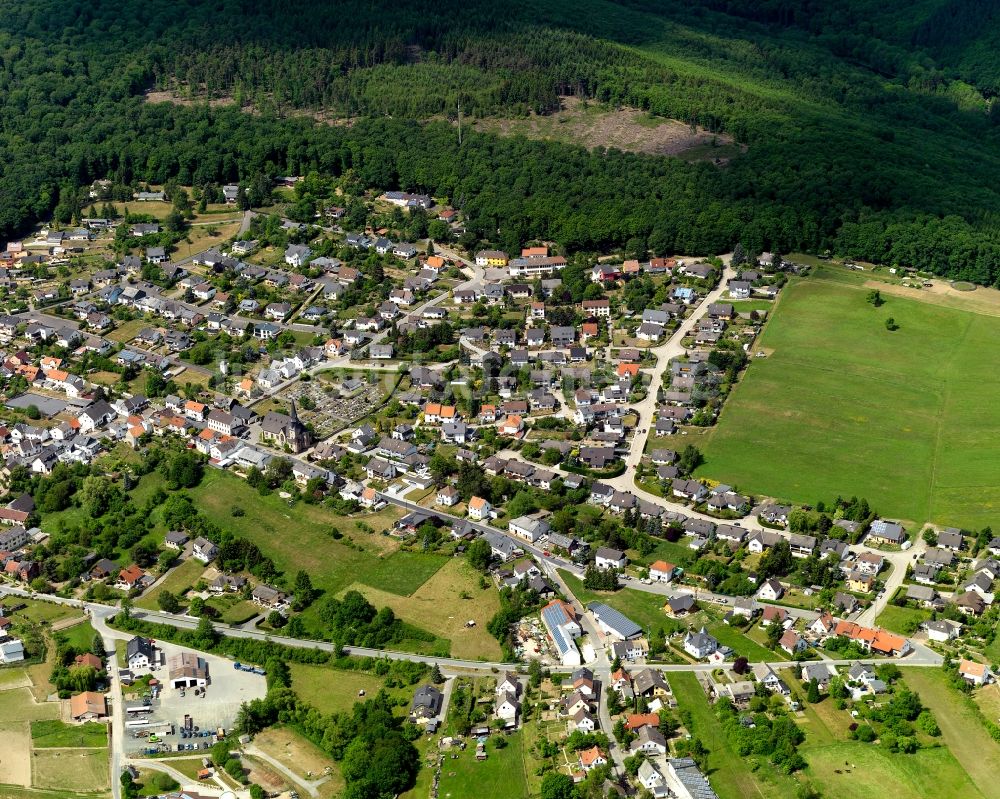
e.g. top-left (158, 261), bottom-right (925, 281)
top-left (697, 268), bottom-right (1000, 528)
top-left (288, 663), bottom-right (387, 714)
top-left (185, 470), bottom-right (492, 653)
top-left (803, 742), bottom-right (985, 799)
top-left (31, 749), bottom-right (109, 792)
top-left (902, 668), bottom-right (1000, 798)
top-left (342, 558), bottom-right (503, 661)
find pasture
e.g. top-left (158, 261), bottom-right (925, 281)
top-left (0, 724), bottom-right (32, 787)
top-left (31, 720), bottom-right (107, 748)
top-left (697, 271), bottom-right (1000, 529)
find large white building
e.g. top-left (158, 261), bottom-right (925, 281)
top-left (541, 600), bottom-right (582, 667)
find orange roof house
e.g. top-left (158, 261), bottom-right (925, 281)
top-left (69, 691), bottom-right (107, 720)
top-left (617, 363), bottom-right (640, 378)
top-left (74, 653), bottom-right (103, 670)
top-left (625, 713), bottom-right (660, 730)
top-left (522, 246), bottom-right (548, 258)
top-left (499, 415), bottom-right (524, 436)
top-left (423, 403), bottom-right (456, 420)
top-left (579, 746), bottom-right (607, 769)
top-left (118, 565), bottom-right (146, 587)
top-left (426, 256), bottom-right (445, 269)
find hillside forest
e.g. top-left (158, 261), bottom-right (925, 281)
top-left (4, 1), bottom-right (1000, 281)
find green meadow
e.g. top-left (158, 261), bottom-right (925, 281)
top-left (698, 272), bottom-right (1000, 529)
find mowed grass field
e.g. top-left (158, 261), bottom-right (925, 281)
top-left (30, 720), bottom-right (107, 748)
top-left (697, 270), bottom-right (1000, 528)
top-left (136, 557), bottom-right (206, 610)
top-left (669, 672), bottom-right (798, 799)
top-left (803, 743), bottom-right (985, 799)
top-left (31, 750), bottom-right (109, 792)
top-left (288, 664), bottom-right (387, 714)
top-left (902, 668), bottom-right (1000, 798)
top-left (435, 731), bottom-right (530, 799)
top-left (343, 559), bottom-right (502, 661)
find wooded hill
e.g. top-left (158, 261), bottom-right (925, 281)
top-left (5, 0), bottom-right (1000, 282)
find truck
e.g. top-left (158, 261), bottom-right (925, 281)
top-left (233, 662), bottom-right (267, 675)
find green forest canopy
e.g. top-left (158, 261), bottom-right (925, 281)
top-left (5, 0), bottom-right (1000, 281)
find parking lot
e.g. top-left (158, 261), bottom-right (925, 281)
top-left (123, 640), bottom-right (267, 756)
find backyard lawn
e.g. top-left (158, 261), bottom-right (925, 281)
top-left (53, 619), bottom-right (97, 651)
top-left (697, 268), bottom-right (1000, 529)
top-left (875, 603), bottom-right (932, 635)
top-left (435, 731), bottom-right (530, 799)
top-left (136, 557), bottom-right (206, 610)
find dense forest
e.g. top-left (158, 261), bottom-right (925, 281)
top-left (5, 0), bottom-right (1000, 281)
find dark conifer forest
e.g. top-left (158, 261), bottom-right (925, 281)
top-left (6, 0), bottom-right (1000, 281)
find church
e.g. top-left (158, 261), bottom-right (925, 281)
top-left (259, 400), bottom-right (311, 453)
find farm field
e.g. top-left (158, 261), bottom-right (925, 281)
top-left (0, 689), bottom-right (60, 722)
top-left (343, 558), bottom-right (502, 661)
top-left (697, 270), bottom-right (1000, 529)
top-left (0, 681), bottom-right (109, 794)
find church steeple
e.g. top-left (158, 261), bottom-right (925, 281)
top-left (289, 398), bottom-right (299, 423)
